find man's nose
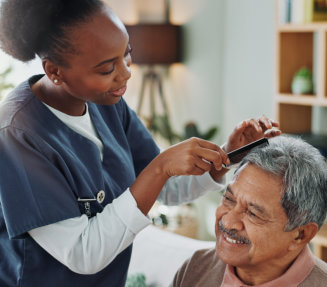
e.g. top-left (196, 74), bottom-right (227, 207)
top-left (222, 209), bottom-right (244, 231)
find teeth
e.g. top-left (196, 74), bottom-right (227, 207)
top-left (224, 234), bottom-right (243, 244)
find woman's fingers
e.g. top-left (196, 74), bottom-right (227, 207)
top-left (168, 138), bottom-right (230, 175)
top-left (194, 137), bottom-right (220, 151)
top-left (243, 116), bottom-right (282, 139)
top-left (247, 118), bottom-right (263, 133)
top-left (195, 138), bottom-right (230, 168)
top-left (195, 158), bottom-right (213, 172)
top-left (257, 115), bottom-right (272, 130)
top-left (256, 115), bottom-right (282, 138)
top-left (264, 128), bottom-right (282, 138)
top-left (225, 115), bottom-right (281, 154)
top-left (258, 115), bottom-right (281, 130)
top-left (160, 137), bottom-right (229, 177)
top-left (229, 120), bottom-right (247, 138)
top-left (231, 119), bottom-right (262, 139)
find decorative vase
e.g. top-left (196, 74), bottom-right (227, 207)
top-left (291, 67), bottom-right (313, 95)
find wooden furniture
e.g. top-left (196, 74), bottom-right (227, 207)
top-left (275, 3), bottom-right (327, 262)
top-left (311, 224), bottom-right (327, 261)
top-left (275, 21), bottom-right (327, 134)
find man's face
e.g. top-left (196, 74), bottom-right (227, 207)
top-left (215, 163), bottom-right (295, 270)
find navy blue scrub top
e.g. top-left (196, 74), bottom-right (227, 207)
top-left (0, 75), bottom-right (160, 286)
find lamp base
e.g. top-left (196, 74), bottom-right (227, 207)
top-left (137, 66), bottom-right (174, 144)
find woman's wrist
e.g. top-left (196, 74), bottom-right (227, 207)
top-left (149, 153), bottom-right (171, 180)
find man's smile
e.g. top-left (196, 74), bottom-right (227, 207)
top-left (219, 220), bottom-right (251, 245)
top-left (223, 233), bottom-right (249, 245)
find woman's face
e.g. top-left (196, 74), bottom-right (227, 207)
top-left (57, 7), bottom-right (131, 107)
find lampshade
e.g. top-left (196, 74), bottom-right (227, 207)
top-left (125, 24), bottom-right (181, 65)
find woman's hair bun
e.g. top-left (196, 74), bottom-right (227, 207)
top-left (0, 0), bottom-right (63, 61)
top-left (0, 0), bottom-right (103, 63)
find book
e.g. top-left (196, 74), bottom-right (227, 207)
top-left (291, 0), bottom-right (305, 23)
top-left (304, 0), bottom-right (327, 22)
top-left (278, 0), bottom-right (292, 24)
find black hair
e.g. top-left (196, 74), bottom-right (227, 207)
top-left (0, 0), bottom-right (104, 65)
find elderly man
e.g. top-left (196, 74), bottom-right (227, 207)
top-left (172, 136), bottom-right (327, 286)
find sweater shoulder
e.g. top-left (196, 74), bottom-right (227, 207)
top-left (300, 256), bottom-right (327, 286)
top-left (172, 248), bottom-right (226, 287)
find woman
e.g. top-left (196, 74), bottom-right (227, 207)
top-left (0, 0), bottom-right (280, 286)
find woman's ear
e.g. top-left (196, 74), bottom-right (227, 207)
top-left (288, 222), bottom-right (318, 251)
top-left (42, 58), bottom-right (62, 85)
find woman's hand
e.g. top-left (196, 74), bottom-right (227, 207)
top-left (208, 115), bottom-right (281, 182)
top-left (224, 115), bottom-right (281, 153)
top-left (130, 137), bottom-right (230, 214)
top-left (157, 137), bottom-right (230, 178)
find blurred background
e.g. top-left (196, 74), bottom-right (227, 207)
top-left (0, 0), bottom-right (277, 240)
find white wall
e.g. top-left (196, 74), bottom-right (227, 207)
top-left (168, 0), bottom-right (224, 143)
top-left (220, 0), bottom-right (275, 141)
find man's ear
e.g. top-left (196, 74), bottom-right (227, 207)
top-left (42, 58), bottom-right (63, 85)
top-left (288, 222), bottom-right (318, 251)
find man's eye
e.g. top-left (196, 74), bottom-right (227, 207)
top-left (223, 194), bottom-right (234, 203)
top-left (247, 210), bottom-right (257, 218)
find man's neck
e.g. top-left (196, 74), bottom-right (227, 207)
top-left (234, 251), bottom-right (300, 286)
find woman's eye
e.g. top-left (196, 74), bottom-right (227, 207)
top-left (99, 66), bottom-right (115, 75)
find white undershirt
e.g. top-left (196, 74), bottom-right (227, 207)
top-left (28, 103), bottom-right (225, 274)
top-left (45, 103), bottom-right (104, 160)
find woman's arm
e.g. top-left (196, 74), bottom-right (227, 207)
top-left (129, 137), bottom-right (229, 214)
top-left (29, 189), bottom-right (150, 274)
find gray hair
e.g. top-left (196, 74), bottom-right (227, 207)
top-left (237, 135), bottom-right (327, 231)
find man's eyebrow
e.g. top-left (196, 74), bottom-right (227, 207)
top-left (226, 185), bottom-right (234, 195)
top-left (93, 57), bottom-right (118, 68)
top-left (248, 202), bottom-right (268, 216)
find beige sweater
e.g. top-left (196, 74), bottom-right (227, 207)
top-left (171, 248), bottom-right (327, 287)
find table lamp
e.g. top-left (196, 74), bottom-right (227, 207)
top-left (125, 23), bottom-right (182, 144)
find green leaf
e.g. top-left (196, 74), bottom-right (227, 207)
top-left (294, 67), bottom-right (312, 78)
top-left (202, 126), bottom-right (219, 140)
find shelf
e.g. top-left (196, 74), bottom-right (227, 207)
top-left (275, 2), bottom-right (327, 264)
top-left (276, 94), bottom-right (327, 107)
top-left (277, 22), bottom-right (327, 32)
top-left (277, 32), bottom-right (314, 94)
